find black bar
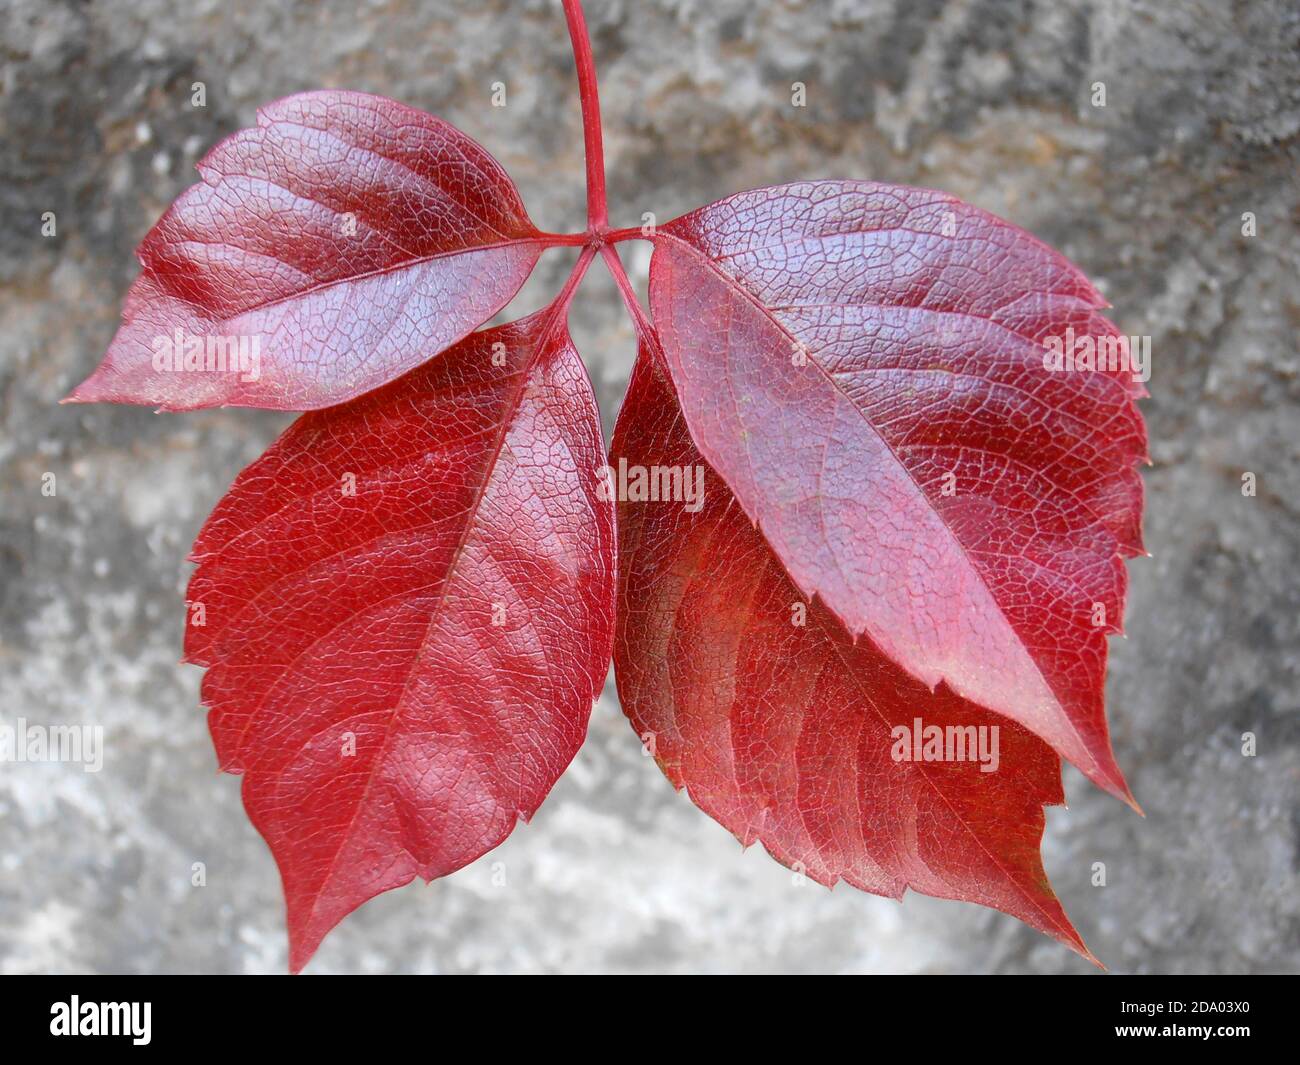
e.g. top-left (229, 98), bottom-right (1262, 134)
top-left (0, 975), bottom-right (1286, 1051)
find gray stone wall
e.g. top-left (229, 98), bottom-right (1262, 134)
top-left (0, 0), bottom-right (1296, 973)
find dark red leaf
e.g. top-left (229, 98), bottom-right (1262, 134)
top-left (648, 181), bottom-right (1147, 804)
top-left (69, 91), bottom-right (549, 411)
top-left (613, 349), bottom-right (1093, 960)
top-left (183, 306), bottom-right (615, 971)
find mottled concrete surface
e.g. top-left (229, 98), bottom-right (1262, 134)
top-left (1, 0), bottom-right (1297, 974)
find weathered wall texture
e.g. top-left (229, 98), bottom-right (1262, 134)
top-left (1, 0), bottom-right (1297, 973)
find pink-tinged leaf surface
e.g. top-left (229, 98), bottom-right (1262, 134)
top-left (183, 308), bottom-right (615, 971)
top-left (69, 91), bottom-right (549, 411)
top-left (649, 181), bottom-right (1147, 804)
top-left (613, 350), bottom-right (1093, 961)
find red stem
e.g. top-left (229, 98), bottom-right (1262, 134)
top-left (600, 245), bottom-right (650, 339)
top-left (605, 226), bottom-right (650, 243)
top-left (601, 243), bottom-right (671, 371)
top-left (535, 231), bottom-right (593, 247)
top-left (556, 3), bottom-right (659, 354)
top-left (561, 0), bottom-right (609, 233)
top-left (556, 245), bottom-right (597, 314)
top-left (523, 245), bottom-right (596, 370)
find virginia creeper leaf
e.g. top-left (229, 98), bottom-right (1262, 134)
top-left (613, 349), bottom-right (1093, 960)
top-left (183, 306), bottom-right (615, 971)
top-left (648, 181), bottom-right (1147, 804)
top-left (69, 91), bottom-right (549, 411)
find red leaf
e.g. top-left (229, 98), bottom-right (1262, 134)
top-left (183, 306), bottom-right (615, 971)
top-left (648, 181), bottom-right (1146, 804)
top-left (613, 349), bottom-right (1094, 961)
top-left (69, 91), bottom-right (550, 411)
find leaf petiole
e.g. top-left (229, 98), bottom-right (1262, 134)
top-left (536, 231), bottom-right (596, 247)
top-left (561, 0), bottom-right (609, 235)
top-left (600, 244), bottom-right (654, 345)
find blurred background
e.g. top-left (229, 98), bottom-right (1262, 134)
top-left (0, 0), bottom-right (1297, 974)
